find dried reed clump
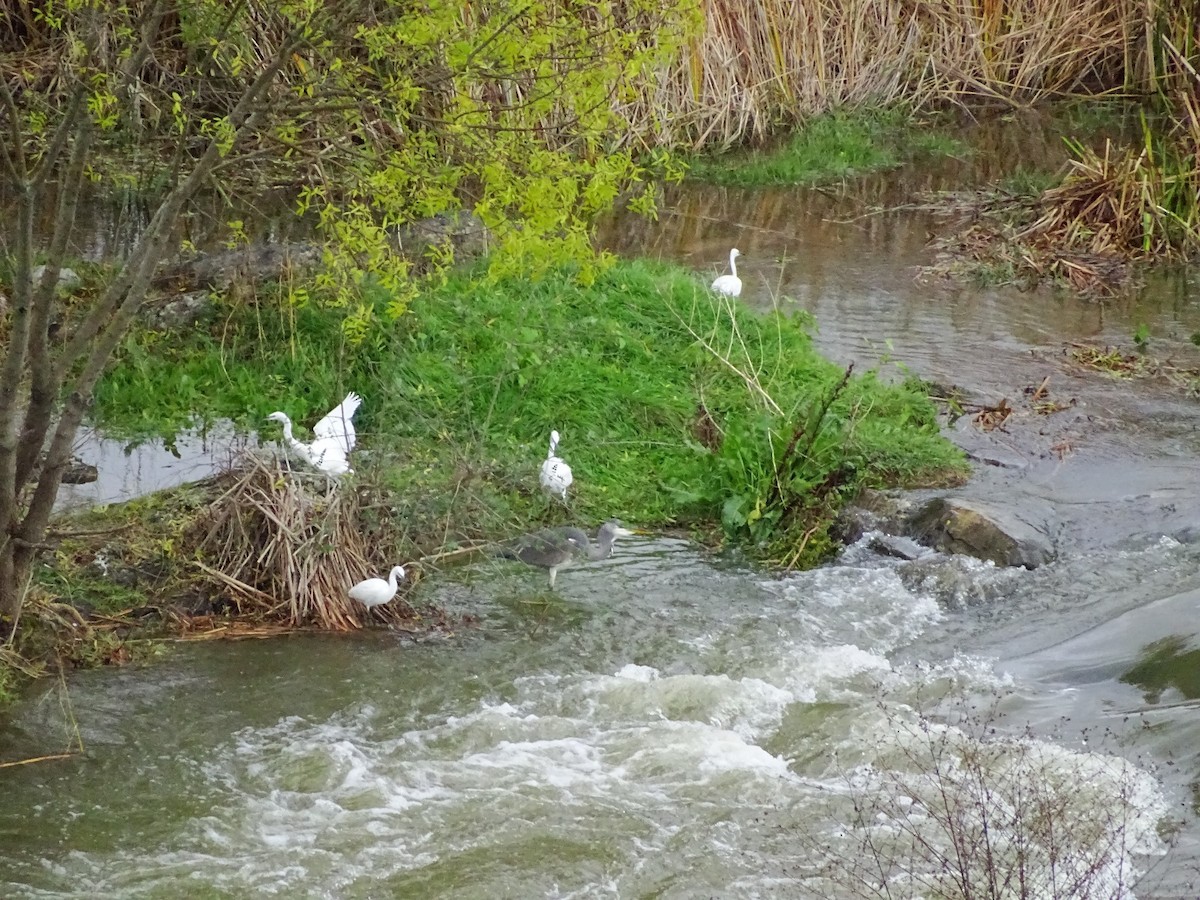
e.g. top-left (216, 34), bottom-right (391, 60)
top-left (630, 0), bottom-right (1143, 149)
top-left (192, 452), bottom-right (416, 631)
top-left (923, 195), bottom-right (1137, 296)
top-left (1019, 139), bottom-right (1200, 262)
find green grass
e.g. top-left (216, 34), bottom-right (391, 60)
top-left (685, 107), bottom-right (967, 187)
top-left (93, 259), bottom-right (965, 566)
top-left (1000, 167), bottom-right (1061, 196)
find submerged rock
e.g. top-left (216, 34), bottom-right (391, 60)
top-left (910, 496), bottom-right (1056, 569)
top-left (834, 488), bottom-right (921, 544)
top-left (868, 533), bottom-right (929, 561)
top-left (32, 453), bottom-right (98, 485)
top-left (62, 456), bottom-right (99, 485)
top-left (31, 265), bottom-right (82, 293)
top-left (141, 213), bottom-right (492, 329)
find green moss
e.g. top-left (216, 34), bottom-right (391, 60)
top-left (1000, 167), bottom-right (1061, 196)
top-left (93, 259), bottom-right (966, 567)
top-left (34, 481), bottom-right (212, 617)
top-left (685, 107), bottom-right (967, 187)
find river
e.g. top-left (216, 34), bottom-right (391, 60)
top-left (3, 108), bottom-right (1200, 898)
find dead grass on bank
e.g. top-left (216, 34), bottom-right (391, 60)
top-left (191, 452), bottom-right (419, 631)
top-left (922, 125), bottom-right (1199, 295)
top-left (639, 0), bottom-right (1142, 149)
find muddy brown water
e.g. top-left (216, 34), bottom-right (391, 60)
top-left (4, 108), bottom-right (1200, 896)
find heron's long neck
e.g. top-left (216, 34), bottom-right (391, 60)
top-left (548, 435), bottom-right (559, 458)
top-left (586, 538), bottom-right (610, 561)
top-left (729, 251), bottom-right (738, 278)
top-left (387, 568), bottom-right (400, 591)
top-left (278, 418), bottom-right (314, 463)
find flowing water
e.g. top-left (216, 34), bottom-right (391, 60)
top-left (4, 109), bottom-right (1200, 897)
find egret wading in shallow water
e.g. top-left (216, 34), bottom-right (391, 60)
top-left (348, 565), bottom-right (406, 609)
top-left (267, 391), bottom-right (362, 476)
top-left (497, 520), bottom-right (634, 588)
top-left (539, 429), bottom-right (573, 501)
top-left (710, 248), bottom-right (742, 297)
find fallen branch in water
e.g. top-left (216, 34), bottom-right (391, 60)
top-left (0, 751), bottom-right (79, 769)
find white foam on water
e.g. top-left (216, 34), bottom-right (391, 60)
top-left (822, 714), bottom-right (1170, 900)
top-left (0, 537), bottom-right (1175, 899)
top-left (768, 565), bottom-right (945, 655)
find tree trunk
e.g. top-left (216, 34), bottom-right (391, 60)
top-left (0, 14), bottom-right (304, 641)
top-left (0, 540), bottom-right (33, 639)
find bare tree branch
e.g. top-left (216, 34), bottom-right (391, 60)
top-left (15, 112), bottom-right (95, 489)
top-left (29, 83), bottom-right (88, 194)
top-left (15, 3), bottom-right (167, 488)
top-left (0, 72), bottom-right (29, 182)
top-left (16, 24), bottom-right (311, 566)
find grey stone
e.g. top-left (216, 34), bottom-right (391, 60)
top-left (145, 290), bottom-right (214, 330)
top-left (869, 533), bottom-right (929, 561)
top-left (62, 457), bottom-right (99, 485)
top-left (31, 265), bottom-right (81, 293)
top-left (910, 496), bottom-right (1057, 569)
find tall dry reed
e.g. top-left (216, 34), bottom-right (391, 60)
top-left (629, 0), bottom-right (1149, 149)
top-left (193, 453), bottom-right (416, 631)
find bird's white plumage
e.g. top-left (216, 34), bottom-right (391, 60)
top-left (267, 391), bottom-right (362, 475)
top-left (710, 248), bottom-right (742, 297)
top-left (539, 428), bottom-right (573, 501)
top-left (348, 565), bottom-right (406, 608)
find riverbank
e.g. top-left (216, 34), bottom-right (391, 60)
top-left (0, 257), bottom-right (965, 704)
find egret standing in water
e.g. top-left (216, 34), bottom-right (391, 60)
top-left (267, 391), bottom-right (362, 476)
top-left (348, 565), bottom-right (407, 609)
top-left (539, 429), bottom-right (573, 501)
top-left (497, 520), bottom-right (634, 588)
top-left (710, 248), bottom-right (742, 297)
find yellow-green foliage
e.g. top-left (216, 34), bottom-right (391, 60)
top-left (95, 260), bottom-right (966, 568)
top-left (7, 0), bottom-right (694, 341)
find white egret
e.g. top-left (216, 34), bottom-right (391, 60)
top-left (710, 248), bottom-right (742, 297)
top-left (348, 565), bottom-right (407, 609)
top-left (539, 429), bottom-right (573, 501)
top-left (497, 520), bottom-right (635, 588)
top-left (267, 391), bottom-right (362, 476)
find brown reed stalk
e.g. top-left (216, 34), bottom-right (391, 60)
top-left (629, 0), bottom-right (1151, 149)
top-left (193, 452), bottom-right (417, 631)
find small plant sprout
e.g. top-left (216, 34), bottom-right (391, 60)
top-left (711, 248), bottom-right (742, 297)
top-left (539, 429), bottom-right (573, 501)
top-left (267, 392), bottom-right (363, 476)
top-left (348, 565), bottom-right (407, 609)
top-left (1133, 323), bottom-right (1150, 352)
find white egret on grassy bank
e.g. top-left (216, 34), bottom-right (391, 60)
top-left (540, 429), bottom-right (573, 501)
top-left (267, 391), bottom-right (362, 476)
top-left (348, 565), bottom-right (407, 609)
top-left (711, 248), bottom-right (742, 297)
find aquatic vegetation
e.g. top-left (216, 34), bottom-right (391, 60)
top-left (686, 108), bottom-right (964, 186)
top-left (93, 260), bottom-right (965, 569)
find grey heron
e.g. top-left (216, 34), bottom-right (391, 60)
top-left (498, 520), bottom-right (634, 588)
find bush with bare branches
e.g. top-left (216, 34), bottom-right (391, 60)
top-left (814, 696), bottom-right (1171, 900)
